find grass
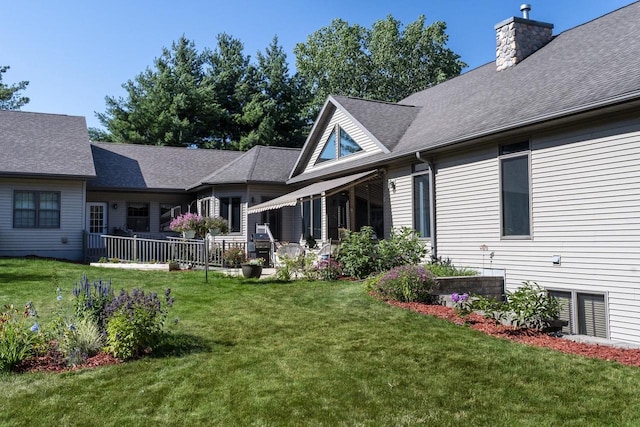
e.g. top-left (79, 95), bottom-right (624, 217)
top-left (2, 258), bottom-right (640, 426)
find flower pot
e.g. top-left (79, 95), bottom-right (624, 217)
top-left (209, 228), bottom-right (220, 236)
top-left (241, 264), bottom-right (262, 279)
top-left (183, 230), bottom-right (196, 239)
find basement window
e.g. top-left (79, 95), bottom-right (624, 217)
top-left (548, 290), bottom-right (608, 338)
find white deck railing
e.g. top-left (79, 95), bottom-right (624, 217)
top-left (98, 234), bottom-right (246, 267)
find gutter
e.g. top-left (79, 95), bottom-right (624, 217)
top-left (415, 151), bottom-right (436, 260)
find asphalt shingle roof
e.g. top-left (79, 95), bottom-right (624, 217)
top-left (331, 95), bottom-right (420, 151)
top-left (291, 2), bottom-right (640, 182)
top-left (196, 145), bottom-right (301, 187)
top-left (88, 143), bottom-right (243, 191)
top-left (396, 1), bottom-right (640, 154)
top-left (0, 110), bottom-right (95, 178)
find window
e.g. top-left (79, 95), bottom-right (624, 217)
top-left (302, 198), bottom-right (322, 240)
top-left (199, 197), bottom-right (212, 217)
top-left (316, 126), bottom-right (362, 164)
top-left (13, 191), bottom-right (60, 228)
top-left (413, 172), bottom-right (431, 238)
top-left (127, 202), bottom-right (149, 232)
top-left (500, 142), bottom-right (530, 237)
top-left (220, 197), bottom-right (241, 233)
top-left (160, 203), bottom-right (177, 232)
top-left (549, 290), bottom-right (607, 338)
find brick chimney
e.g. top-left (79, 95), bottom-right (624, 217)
top-left (495, 4), bottom-right (553, 71)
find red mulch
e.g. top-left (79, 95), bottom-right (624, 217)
top-left (389, 300), bottom-right (640, 367)
top-left (14, 348), bottom-right (121, 374)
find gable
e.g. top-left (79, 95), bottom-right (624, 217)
top-left (303, 107), bottom-right (383, 174)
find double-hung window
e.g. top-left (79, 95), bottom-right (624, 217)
top-left (500, 141), bottom-right (531, 237)
top-left (127, 202), bottom-right (150, 232)
top-left (13, 191), bottom-right (61, 228)
top-left (412, 163), bottom-right (431, 238)
top-left (220, 197), bottom-right (241, 233)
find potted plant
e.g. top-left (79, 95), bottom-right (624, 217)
top-left (169, 213), bottom-right (203, 239)
top-left (242, 258), bottom-right (264, 279)
top-left (205, 216), bottom-right (229, 236)
top-left (223, 247), bottom-right (247, 268)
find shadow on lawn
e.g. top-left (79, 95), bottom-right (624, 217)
top-left (152, 332), bottom-right (215, 358)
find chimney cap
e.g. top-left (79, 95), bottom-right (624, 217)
top-left (520, 4), bottom-right (532, 19)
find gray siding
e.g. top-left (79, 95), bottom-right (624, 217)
top-left (0, 178), bottom-right (86, 260)
top-left (304, 109), bottom-right (383, 174)
top-left (431, 116), bottom-right (640, 344)
top-left (87, 191), bottom-right (190, 234)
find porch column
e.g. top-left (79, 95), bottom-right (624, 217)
top-left (349, 186), bottom-right (356, 232)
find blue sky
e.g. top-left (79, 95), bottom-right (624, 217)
top-left (2, 0), bottom-right (634, 130)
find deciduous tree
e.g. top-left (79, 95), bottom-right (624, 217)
top-left (294, 15), bottom-right (466, 113)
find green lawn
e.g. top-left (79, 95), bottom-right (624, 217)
top-left (1, 258), bottom-right (640, 426)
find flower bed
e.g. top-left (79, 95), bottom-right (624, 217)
top-left (389, 300), bottom-right (640, 367)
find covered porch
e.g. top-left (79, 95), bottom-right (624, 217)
top-left (247, 170), bottom-right (384, 246)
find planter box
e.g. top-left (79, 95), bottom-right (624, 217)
top-left (433, 276), bottom-right (504, 307)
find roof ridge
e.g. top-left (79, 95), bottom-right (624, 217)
top-left (332, 94), bottom-right (418, 108)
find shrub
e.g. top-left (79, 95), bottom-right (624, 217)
top-left (338, 226), bottom-right (378, 279)
top-left (425, 257), bottom-right (476, 277)
top-left (275, 254), bottom-right (313, 281)
top-left (223, 247), bottom-right (246, 267)
top-left (59, 317), bottom-right (103, 366)
top-left (468, 281), bottom-right (563, 330)
top-left (0, 303), bottom-right (44, 372)
top-left (104, 288), bottom-right (174, 359)
top-left (72, 275), bottom-right (114, 332)
top-left (377, 227), bottom-right (427, 271)
top-left (317, 258), bottom-right (342, 281)
top-left (503, 281), bottom-right (563, 329)
top-left (372, 265), bottom-right (436, 303)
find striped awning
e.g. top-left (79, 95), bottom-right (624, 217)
top-left (247, 170), bottom-right (379, 214)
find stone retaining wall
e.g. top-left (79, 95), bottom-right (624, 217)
top-left (433, 276), bottom-right (504, 306)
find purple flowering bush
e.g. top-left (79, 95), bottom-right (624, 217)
top-left (104, 288), bottom-right (174, 359)
top-left (372, 265), bottom-right (436, 303)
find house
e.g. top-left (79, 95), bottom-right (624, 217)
top-left (248, 2), bottom-right (640, 344)
top-left (0, 111), bottom-right (96, 260)
top-left (87, 143), bottom-right (301, 248)
top-left (1, 113), bottom-right (301, 261)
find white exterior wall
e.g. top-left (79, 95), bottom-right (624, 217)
top-left (433, 117), bottom-right (640, 344)
top-left (0, 178), bottom-right (86, 260)
top-left (304, 109), bottom-right (383, 174)
top-left (213, 185), bottom-right (248, 244)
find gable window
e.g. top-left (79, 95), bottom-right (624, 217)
top-left (127, 202), bottom-right (150, 232)
top-left (316, 125), bottom-right (362, 164)
top-left (412, 163), bottom-right (431, 238)
top-left (13, 191), bottom-right (61, 229)
top-left (220, 197), bottom-right (241, 233)
top-left (500, 141), bottom-right (531, 237)
top-left (302, 198), bottom-right (322, 240)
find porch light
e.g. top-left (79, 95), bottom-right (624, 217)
top-left (388, 180), bottom-right (396, 192)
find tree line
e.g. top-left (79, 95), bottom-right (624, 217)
top-left (4, 15), bottom-right (466, 151)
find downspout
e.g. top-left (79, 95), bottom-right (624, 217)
top-left (415, 152), bottom-right (437, 260)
